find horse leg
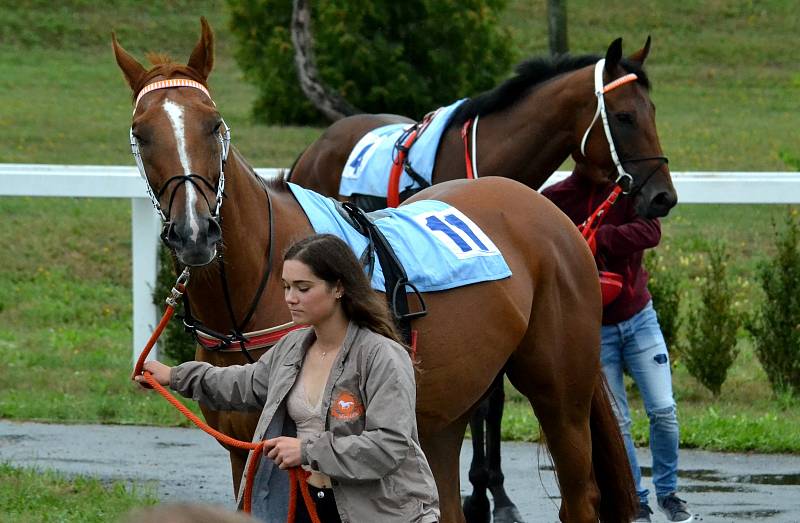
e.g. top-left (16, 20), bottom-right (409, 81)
top-left (486, 376), bottom-right (526, 523)
top-left (463, 399), bottom-right (490, 523)
top-left (505, 314), bottom-right (602, 523)
top-left (420, 416), bottom-right (471, 523)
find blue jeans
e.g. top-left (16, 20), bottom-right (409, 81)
top-left (601, 301), bottom-right (679, 504)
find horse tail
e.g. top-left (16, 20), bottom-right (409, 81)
top-left (591, 375), bottom-right (638, 522)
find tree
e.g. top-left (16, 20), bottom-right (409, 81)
top-left (227, 0), bottom-right (514, 124)
top-left (290, 0), bottom-right (359, 121)
top-left (547, 0), bottom-right (568, 55)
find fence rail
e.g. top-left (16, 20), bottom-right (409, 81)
top-left (2, 163), bottom-right (799, 365)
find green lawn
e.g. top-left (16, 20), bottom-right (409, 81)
top-left (0, 463), bottom-right (157, 523)
top-left (1, 1), bottom-right (799, 455)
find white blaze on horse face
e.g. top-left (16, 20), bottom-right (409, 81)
top-left (163, 99), bottom-right (201, 242)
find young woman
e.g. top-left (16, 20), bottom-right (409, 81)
top-left (137, 233), bottom-right (440, 523)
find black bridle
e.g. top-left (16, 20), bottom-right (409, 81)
top-left (130, 79), bottom-right (273, 363)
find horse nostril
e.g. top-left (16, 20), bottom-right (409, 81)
top-left (207, 217), bottom-right (222, 244)
top-left (653, 191), bottom-right (677, 210)
top-left (163, 222), bottom-right (182, 249)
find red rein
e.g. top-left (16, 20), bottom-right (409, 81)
top-left (132, 281), bottom-right (320, 522)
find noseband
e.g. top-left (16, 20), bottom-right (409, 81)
top-left (580, 59), bottom-right (668, 196)
top-left (129, 78), bottom-right (231, 222)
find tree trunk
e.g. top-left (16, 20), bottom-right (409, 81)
top-left (547, 0), bottom-right (568, 56)
top-left (291, 0), bottom-right (360, 121)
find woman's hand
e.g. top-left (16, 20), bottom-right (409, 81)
top-left (134, 361), bottom-right (172, 388)
top-left (263, 437), bottom-right (302, 469)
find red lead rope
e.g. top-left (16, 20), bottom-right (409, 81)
top-left (131, 272), bottom-right (320, 522)
top-left (577, 184), bottom-right (622, 256)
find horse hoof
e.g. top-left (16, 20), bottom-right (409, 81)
top-left (493, 505), bottom-right (526, 523)
top-left (463, 494), bottom-right (491, 523)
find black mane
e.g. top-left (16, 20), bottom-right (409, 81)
top-left (448, 54), bottom-right (650, 127)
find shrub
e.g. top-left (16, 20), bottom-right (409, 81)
top-left (227, 0), bottom-right (514, 124)
top-left (645, 249), bottom-right (682, 353)
top-left (153, 244), bottom-right (196, 364)
top-left (746, 209), bottom-right (800, 396)
top-left (681, 242), bottom-right (740, 396)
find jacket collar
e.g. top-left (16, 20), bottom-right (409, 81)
top-left (283, 321), bottom-right (360, 368)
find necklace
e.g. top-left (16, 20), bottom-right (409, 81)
top-left (320, 350), bottom-right (328, 360)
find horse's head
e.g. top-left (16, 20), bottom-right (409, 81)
top-left (578, 37), bottom-right (677, 219)
top-left (113, 17), bottom-right (227, 266)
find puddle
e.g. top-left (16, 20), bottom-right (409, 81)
top-left (155, 441), bottom-right (194, 448)
top-left (709, 509), bottom-right (783, 519)
top-left (640, 467), bottom-right (800, 486)
top-left (682, 484), bottom-right (758, 493)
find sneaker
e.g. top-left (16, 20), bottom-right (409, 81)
top-left (657, 493), bottom-right (693, 523)
top-left (634, 501), bottom-right (653, 522)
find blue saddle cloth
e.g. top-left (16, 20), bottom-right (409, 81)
top-left (338, 99), bottom-right (467, 198)
top-left (288, 183), bottom-right (511, 293)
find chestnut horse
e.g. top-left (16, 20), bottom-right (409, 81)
top-left (114, 19), bottom-right (640, 522)
top-left (287, 37), bottom-right (676, 523)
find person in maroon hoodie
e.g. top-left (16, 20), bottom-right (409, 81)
top-left (542, 162), bottom-right (693, 523)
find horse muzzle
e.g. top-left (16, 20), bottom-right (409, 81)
top-left (162, 217), bottom-right (222, 266)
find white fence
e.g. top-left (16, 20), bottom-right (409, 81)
top-left (2, 163), bottom-right (799, 365)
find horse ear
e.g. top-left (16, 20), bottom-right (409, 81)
top-left (628, 35), bottom-right (651, 65)
top-left (187, 16), bottom-right (215, 80)
top-left (112, 32), bottom-right (146, 91)
top-left (604, 38), bottom-right (623, 71)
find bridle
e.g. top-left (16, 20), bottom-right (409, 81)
top-left (129, 78), bottom-right (289, 363)
top-left (130, 79), bottom-right (231, 223)
top-left (580, 59), bottom-right (668, 196)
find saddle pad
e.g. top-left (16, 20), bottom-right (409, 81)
top-left (288, 183), bottom-right (511, 293)
top-left (338, 98), bottom-right (467, 198)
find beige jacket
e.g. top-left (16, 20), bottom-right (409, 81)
top-left (170, 322), bottom-right (439, 523)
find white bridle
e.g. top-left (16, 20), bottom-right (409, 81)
top-left (129, 78), bottom-right (231, 221)
top-left (580, 59), bottom-right (639, 193)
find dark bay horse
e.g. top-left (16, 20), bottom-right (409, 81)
top-left (114, 19), bottom-right (639, 522)
top-left (288, 38), bottom-right (676, 221)
top-left (287, 37), bottom-right (676, 522)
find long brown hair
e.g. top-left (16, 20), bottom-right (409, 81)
top-left (283, 234), bottom-right (403, 345)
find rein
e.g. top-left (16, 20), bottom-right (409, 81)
top-left (132, 271), bottom-right (320, 523)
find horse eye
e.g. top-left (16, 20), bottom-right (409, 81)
top-left (615, 112), bottom-right (635, 125)
top-left (212, 121), bottom-right (222, 134)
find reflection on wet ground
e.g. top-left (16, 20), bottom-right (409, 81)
top-left (641, 466), bottom-right (800, 486)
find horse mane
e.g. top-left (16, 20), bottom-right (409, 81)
top-left (129, 58), bottom-right (209, 103)
top-left (448, 54), bottom-right (650, 127)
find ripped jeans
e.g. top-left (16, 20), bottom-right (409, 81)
top-left (601, 300), bottom-right (679, 504)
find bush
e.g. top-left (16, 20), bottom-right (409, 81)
top-left (681, 242), bottom-right (740, 396)
top-left (153, 244), bottom-right (196, 364)
top-left (645, 249), bottom-right (682, 353)
top-left (746, 209), bottom-right (800, 396)
top-left (227, 0), bottom-right (514, 124)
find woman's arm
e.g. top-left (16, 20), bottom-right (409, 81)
top-left (301, 343), bottom-right (416, 482)
top-left (167, 335), bottom-right (290, 411)
top-left (595, 217), bottom-right (661, 258)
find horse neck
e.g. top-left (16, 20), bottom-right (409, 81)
top-left (435, 69), bottom-right (592, 190)
top-left (184, 150), bottom-right (309, 333)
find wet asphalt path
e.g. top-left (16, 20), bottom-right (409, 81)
top-left (1, 420), bottom-right (799, 522)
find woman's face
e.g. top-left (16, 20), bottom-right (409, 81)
top-left (281, 259), bottom-right (343, 327)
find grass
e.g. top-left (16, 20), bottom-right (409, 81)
top-left (1, 0), bottom-right (799, 456)
top-left (0, 462), bottom-right (157, 522)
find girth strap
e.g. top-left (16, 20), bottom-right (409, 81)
top-left (339, 202), bottom-right (427, 345)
